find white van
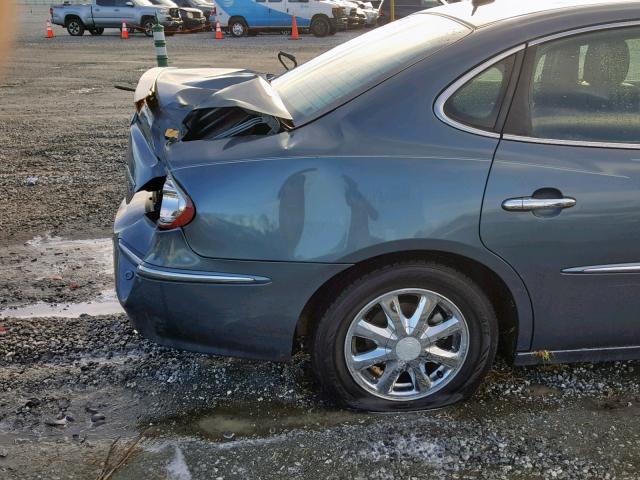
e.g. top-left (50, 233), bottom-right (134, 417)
top-left (214, 0), bottom-right (348, 37)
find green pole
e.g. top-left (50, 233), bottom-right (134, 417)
top-left (153, 16), bottom-right (169, 67)
top-left (390, 0), bottom-right (395, 21)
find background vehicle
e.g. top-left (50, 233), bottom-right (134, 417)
top-left (51, 0), bottom-right (183, 37)
top-left (213, 0), bottom-right (347, 37)
top-left (116, 0), bottom-right (640, 412)
top-left (375, 0), bottom-right (446, 25)
top-left (172, 0), bottom-right (216, 30)
top-left (149, 0), bottom-right (207, 31)
top-left (356, 1), bottom-right (378, 27)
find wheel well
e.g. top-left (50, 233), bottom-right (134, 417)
top-left (295, 250), bottom-right (519, 358)
top-left (311, 14), bottom-right (329, 23)
top-left (65, 15), bottom-right (82, 26)
top-left (141, 15), bottom-right (155, 25)
top-left (229, 16), bottom-right (248, 26)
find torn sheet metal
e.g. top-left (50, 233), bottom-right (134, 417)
top-left (133, 67), bottom-right (292, 121)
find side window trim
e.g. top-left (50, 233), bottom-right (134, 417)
top-left (503, 20), bottom-right (640, 150)
top-left (433, 44), bottom-right (525, 139)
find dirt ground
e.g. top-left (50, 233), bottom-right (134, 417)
top-left (1, 6), bottom-right (640, 480)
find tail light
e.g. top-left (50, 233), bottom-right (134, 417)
top-left (157, 176), bottom-right (195, 230)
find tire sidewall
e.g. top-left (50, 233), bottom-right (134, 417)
top-left (230, 19), bottom-right (247, 37)
top-left (311, 17), bottom-right (329, 37)
top-left (67, 19), bottom-right (84, 36)
top-left (143, 20), bottom-right (155, 37)
top-left (312, 264), bottom-right (497, 411)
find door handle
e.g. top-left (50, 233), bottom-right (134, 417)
top-left (502, 197), bottom-right (576, 212)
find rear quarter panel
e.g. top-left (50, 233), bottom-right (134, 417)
top-left (168, 31), bottom-right (534, 350)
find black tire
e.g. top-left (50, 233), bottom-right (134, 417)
top-left (142, 18), bottom-right (155, 37)
top-left (229, 18), bottom-right (248, 37)
top-left (89, 27), bottom-right (104, 35)
top-left (66, 17), bottom-right (85, 36)
top-left (311, 261), bottom-right (498, 412)
top-left (310, 16), bottom-right (330, 37)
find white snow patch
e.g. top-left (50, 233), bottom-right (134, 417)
top-left (0, 290), bottom-right (123, 318)
top-left (167, 445), bottom-right (193, 480)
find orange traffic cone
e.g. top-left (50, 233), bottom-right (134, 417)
top-left (290, 16), bottom-right (299, 40)
top-left (46, 19), bottom-right (55, 39)
top-left (121, 20), bottom-right (129, 40)
top-left (215, 19), bottom-right (223, 39)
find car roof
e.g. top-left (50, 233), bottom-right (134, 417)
top-left (423, 0), bottom-right (639, 29)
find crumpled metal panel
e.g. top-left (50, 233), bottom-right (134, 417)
top-left (133, 67), bottom-right (292, 120)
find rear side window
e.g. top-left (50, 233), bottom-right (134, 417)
top-left (506, 26), bottom-right (640, 144)
top-left (272, 15), bottom-right (470, 123)
top-left (443, 55), bottom-right (515, 132)
top-left (96, 0), bottom-right (116, 6)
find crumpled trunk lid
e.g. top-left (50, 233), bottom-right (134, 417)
top-left (127, 67), bottom-right (293, 194)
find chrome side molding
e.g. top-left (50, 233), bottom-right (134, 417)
top-left (118, 240), bottom-right (270, 284)
top-left (562, 263), bottom-right (640, 274)
top-left (137, 264), bottom-right (270, 284)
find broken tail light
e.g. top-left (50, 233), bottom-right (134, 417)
top-left (156, 176), bottom-right (195, 230)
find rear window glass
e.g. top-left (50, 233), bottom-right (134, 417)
top-left (271, 15), bottom-right (469, 123)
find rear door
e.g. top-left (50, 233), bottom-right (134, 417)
top-left (287, 0), bottom-right (311, 28)
top-left (481, 24), bottom-right (640, 352)
top-left (114, 0), bottom-right (137, 24)
top-left (266, 0), bottom-right (292, 27)
top-left (93, 0), bottom-right (119, 26)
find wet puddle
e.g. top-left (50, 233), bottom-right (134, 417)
top-left (151, 400), bottom-right (370, 443)
top-left (1, 235), bottom-right (122, 319)
top-left (0, 290), bottom-right (123, 318)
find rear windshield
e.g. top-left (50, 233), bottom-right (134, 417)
top-left (271, 14), bottom-right (469, 123)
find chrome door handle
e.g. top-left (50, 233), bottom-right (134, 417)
top-left (502, 197), bottom-right (576, 212)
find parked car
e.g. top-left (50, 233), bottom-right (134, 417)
top-left (172, 0), bottom-right (216, 30)
top-left (51, 0), bottom-right (183, 37)
top-left (376, 0), bottom-right (446, 25)
top-left (148, 0), bottom-right (207, 32)
top-left (115, 0), bottom-right (640, 411)
top-left (357, 0), bottom-right (379, 27)
top-left (212, 0), bottom-right (347, 37)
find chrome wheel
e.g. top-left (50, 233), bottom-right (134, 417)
top-left (231, 22), bottom-right (246, 37)
top-left (344, 288), bottom-right (469, 402)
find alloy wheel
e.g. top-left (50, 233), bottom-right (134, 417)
top-left (344, 288), bottom-right (469, 401)
top-left (69, 22), bottom-right (80, 35)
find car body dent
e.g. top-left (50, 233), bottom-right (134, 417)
top-left (162, 55), bottom-right (535, 352)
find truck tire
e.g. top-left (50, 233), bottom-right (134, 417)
top-left (89, 27), bottom-right (104, 35)
top-left (142, 17), bottom-right (156, 37)
top-left (311, 16), bottom-right (330, 37)
top-left (229, 17), bottom-right (248, 37)
top-left (65, 17), bottom-right (85, 36)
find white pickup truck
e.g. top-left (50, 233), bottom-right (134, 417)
top-left (51, 0), bottom-right (184, 37)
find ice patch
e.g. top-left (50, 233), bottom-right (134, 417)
top-left (0, 290), bottom-right (123, 318)
top-left (167, 445), bottom-right (192, 480)
top-left (24, 234), bottom-right (114, 276)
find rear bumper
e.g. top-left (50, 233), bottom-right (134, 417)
top-left (331, 16), bottom-right (348, 30)
top-left (114, 192), bottom-right (349, 361)
top-left (161, 19), bottom-right (184, 30)
top-left (181, 18), bottom-right (206, 31)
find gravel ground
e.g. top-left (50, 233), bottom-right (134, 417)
top-left (2, 6), bottom-right (640, 480)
